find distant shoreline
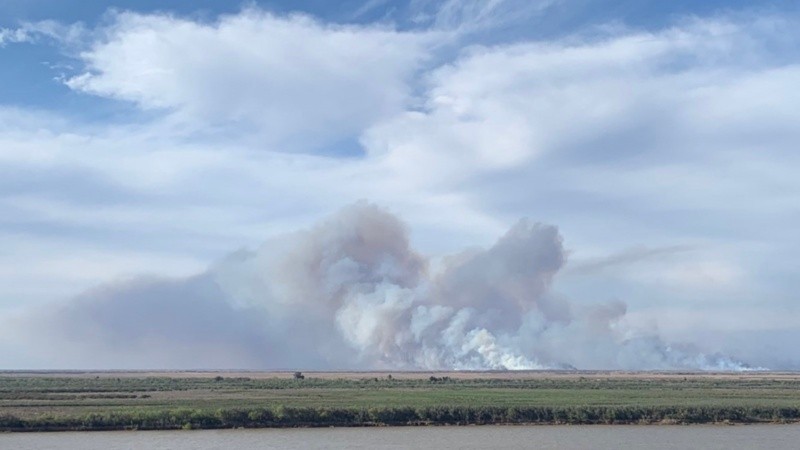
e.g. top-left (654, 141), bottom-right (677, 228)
top-left (2, 369), bottom-right (797, 379)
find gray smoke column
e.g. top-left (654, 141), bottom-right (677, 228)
top-left (209, 202), bottom-right (749, 370)
top-left (6, 202), bottom-right (754, 370)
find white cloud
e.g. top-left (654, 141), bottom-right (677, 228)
top-left (363, 15), bottom-right (800, 188)
top-left (0, 27), bottom-right (29, 45)
top-left (64, 9), bottom-right (436, 151)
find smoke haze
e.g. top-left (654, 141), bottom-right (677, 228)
top-left (4, 203), bottom-right (753, 370)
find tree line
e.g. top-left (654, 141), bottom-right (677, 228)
top-left (3, 404), bottom-right (799, 431)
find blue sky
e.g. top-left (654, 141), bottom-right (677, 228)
top-left (0, 0), bottom-right (799, 369)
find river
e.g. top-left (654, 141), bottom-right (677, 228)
top-left (2, 425), bottom-right (799, 449)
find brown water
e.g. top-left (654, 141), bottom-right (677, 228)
top-left (2, 425), bottom-right (799, 449)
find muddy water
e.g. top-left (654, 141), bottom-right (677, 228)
top-left (2, 424), bottom-right (800, 449)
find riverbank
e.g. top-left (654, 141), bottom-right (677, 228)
top-left (2, 372), bottom-right (799, 431)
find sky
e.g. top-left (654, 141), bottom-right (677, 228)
top-left (0, 0), bottom-right (799, 370)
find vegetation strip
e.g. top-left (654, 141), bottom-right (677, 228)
top-left (2, 374), bottom-right (799, 430)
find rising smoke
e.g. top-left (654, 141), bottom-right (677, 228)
top-left (6, 202), bottom-right (753, 370)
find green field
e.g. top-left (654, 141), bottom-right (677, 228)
top-left (2, 372), bottom-right (800, 430)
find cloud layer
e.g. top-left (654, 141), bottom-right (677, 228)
top-left (0, 4), bottom-right (799, 368)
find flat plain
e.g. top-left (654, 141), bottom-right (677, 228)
top-left (2, 371), bottom-right (799, 430)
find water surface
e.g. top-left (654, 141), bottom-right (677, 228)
top-left (2, 425), bottom-right (800, 449)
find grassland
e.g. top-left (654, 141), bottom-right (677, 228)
top-left (2, 371), bottom-right (800, 431)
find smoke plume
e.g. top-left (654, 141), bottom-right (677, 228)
top-left (6, 202), bottom-right (753, 370)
